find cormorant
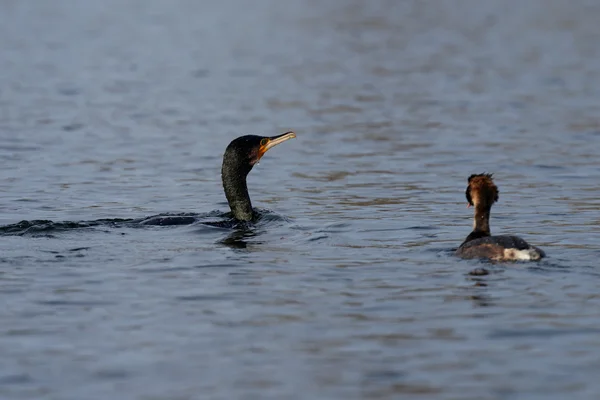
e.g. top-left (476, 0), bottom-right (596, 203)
top-left (221, 131), bottom-right (296, 221)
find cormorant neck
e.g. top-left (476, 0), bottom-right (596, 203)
top-left (222, 166), bottom-right (254, 221)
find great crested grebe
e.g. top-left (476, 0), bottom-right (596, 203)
top-left (455, 173), bottom-right (545, 261)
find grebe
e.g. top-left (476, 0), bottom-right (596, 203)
top-left (455, 173), bottom-right (545, 261)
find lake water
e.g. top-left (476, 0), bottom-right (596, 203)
top-left (1, 1), bottom-right (600, 399)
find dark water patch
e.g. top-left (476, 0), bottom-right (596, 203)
top-left (316, 223), bottom-right (351, 233)
top-left (69, 247), bottom-right (90, 252)
top-left (488, 328), bottom-right (600, 339)
top-left (139, 263), bottom-right (238, 273)
top-left (191, 68), bottom-right (210, 78)
top-left (0, 145), bottom-right (41, 152)
top-left (3, 328), bottom-right (50, 337)
top-left (193, 263), bottom-right (241, 269)
top-left (175, 294), bottom-right (236, 302)
top-left (41, 250), bottom-right (60, 255)
top-left (525, 261), bottom-right (571, 273)
top-left (138, 266), bottom-right (191, 273)
top-left (535, 164), bottom-right (566, 170)
top-left (62, 123), bottom-right (84, 132)
top-left (0, 374), bottom-right (33, 385)
top-left (0, 255), bottom-right (36, 265)
top-left (0, 288), bottom-right (27, 295)
top-left (406, 225), bottom-right (437, 231)
top-left (307, 234), bottom-right (329, 242)
top-left (36, 300), bottom-right (116, 307)
top-left (94, 369), bottom-right (130, 380)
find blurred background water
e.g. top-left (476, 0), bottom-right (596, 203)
top-left (1, 0), bottom-right (600, 399)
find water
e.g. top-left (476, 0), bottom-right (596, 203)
top-left (1, 0), bottom-right (600, 398)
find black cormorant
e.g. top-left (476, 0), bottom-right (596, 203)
top-left (221, 131), bottom-right (296, 221)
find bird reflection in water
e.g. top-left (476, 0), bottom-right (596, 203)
top-left (466, 268), bottom-right (494, 307)
top-left (219, 226), bottom-right (262, 249)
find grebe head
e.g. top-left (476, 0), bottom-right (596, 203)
top-left (465, 173), bottom-right (499, 209)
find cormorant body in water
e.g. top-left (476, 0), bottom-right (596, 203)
top-left (127, 131), bottom-right (297, 227)
top-left (455, 173), bottom-right (545, 261)
top-left (0, 132), bottom-right (296, 234)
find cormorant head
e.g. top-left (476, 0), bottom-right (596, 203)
top-left (222, 131), bottom-right (296, 176)
top-left (465, 173), bottom-right (499, 208)
top-left (221, 131), bottom-right (296, 221)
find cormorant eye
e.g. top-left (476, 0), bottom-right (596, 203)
top-left (260, 138), bottom-right (268, 146)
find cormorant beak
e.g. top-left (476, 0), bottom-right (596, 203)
top-left (258, 131), bottom-right (296, 160)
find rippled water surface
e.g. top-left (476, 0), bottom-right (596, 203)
top-left (2, 1), bottom-right (600, 399)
